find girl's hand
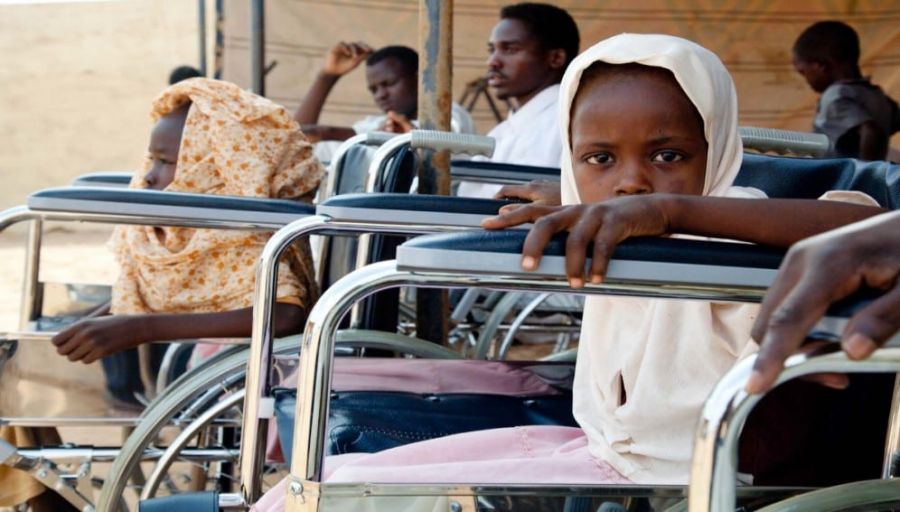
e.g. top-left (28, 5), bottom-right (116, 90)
top-left (493, 180), bottom-right (562, 214)
top-left (51, 316), bottom-right (151, 364)
top-left (481, 195), bottom-right (672, 287)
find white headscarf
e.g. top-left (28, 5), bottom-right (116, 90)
top-left (559, 33), bottom-right (744, 204)
top-left (562, 34), bottom-right (761, 485)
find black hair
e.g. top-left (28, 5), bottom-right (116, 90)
top-left (366, 45), bottom-right (419, 77)
top-left (793, 21), bottom-right (860, 65)
top-left (168, 65), bottom-right (203, 85)
top-left (500, 2), bottom-right (580, 66)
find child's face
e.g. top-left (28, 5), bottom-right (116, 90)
top-left (570, 70), bottom-right (708, 203)
top-left (792, 54), bottom-right (830, 93)
top-left (145, 108), bottom-right (187, 191)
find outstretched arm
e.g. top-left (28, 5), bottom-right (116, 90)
top-left (746, 211), bottom-right (900, 393)
top-left (294, 41), bottom-right (373, 125)
top-left (51, 303), bottom-right (306, 364)
top-left (482, 195), bottom-right (884, 287)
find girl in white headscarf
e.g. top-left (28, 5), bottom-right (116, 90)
top-left (253, 35), bottom-right (882, 509)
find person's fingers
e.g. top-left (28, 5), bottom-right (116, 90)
top-left (588, 224), bottom-right (622, 284)
top-left (65, 340), bottom-right (95, 362)
top-left (497, 203), bottom-right (525, 215)
top-left (493, 184), bottom-right (529, 201)
top-left (357, 42), bottom-right (375, 54)
top-left (842, 283), bottom-right (900, 360)
top-left (481, 204), bottom-right (552, 230)
top-left (564, 215), bottom-right (603, 287)
top-left (747, 275), bottom-right (836, 394)
top-left (750, 256), bottom-right (804, 344)
top-left (82, 347), bottom-right (106, 365)
top-left (51, 324), bottom-right (77, 347)
top-left (335, 42), bottom-right (351, 56)
top-left (521, 209), bottom-right (572, 273)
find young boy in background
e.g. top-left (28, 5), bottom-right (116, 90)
top-left (793, 21), bottom-right (899, 160)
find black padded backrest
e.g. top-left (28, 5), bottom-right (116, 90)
top-left (735, 154), bottom-right (899, 208)
top-left (445, 154), bottom-right (900, 208)
top-left (333, 144), bottom-right (375, 195)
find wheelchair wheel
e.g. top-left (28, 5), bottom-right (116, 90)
top-left (96, 338), bottom-right (297, 511)
top-left (97, 331), bottom-right (460, 510)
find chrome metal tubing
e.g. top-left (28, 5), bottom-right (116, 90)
top-left (284, 261), bottom-right (770, 512)
top-left (0, 205), bottom-right (37, 233)
top-left (19, 218), bottom-right (42, 329)
top-left (15, 446), bottom-right (238, 464)
top-left (688, 347), bottom-right (900, 512)
top-left (142, 389), bottom-right (245, 498)
top-left (496, 292), bottom-right (551, 360)
top-left (365, 133), bottom-right (414, 193)
top-left (882, 375), bottom-right (900, 478)
top-left (239, 214), bottom-right (476, 503)
top-left (2, 204), bottom-right (295, 233)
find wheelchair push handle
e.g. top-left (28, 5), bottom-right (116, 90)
top-left (410, 130), bottom-right (496, 158)
top-left (739, 126), bottom-right (830, 157)
top-left (364, 131), bottom-right (397, 146)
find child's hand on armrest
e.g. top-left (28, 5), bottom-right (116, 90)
top-left (482, 195), bottom-right (671, 288)
top-left (493, 180), bottom-right (562, 214)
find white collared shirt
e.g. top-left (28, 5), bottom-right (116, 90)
top-left (457, 84), bottom-right (563, 198)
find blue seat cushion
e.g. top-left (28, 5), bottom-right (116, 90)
top-left (273, 388), bottom-right (576, 464)
top-left (139, 491), bottom-right (219, 512)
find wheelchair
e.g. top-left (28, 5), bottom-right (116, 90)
top-left (0, 130), bottom-right (499, 510)
top-left (136, 132), bottom-right (898, 510)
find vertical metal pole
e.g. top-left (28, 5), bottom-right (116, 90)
top-left (213, 0), bottom-right (224, 79)
top-left (19, 219), bottom-right (42, 330)
top-left (250, 0), bottom-right (265, 95)
top-left (415, 0), bottom-right (452, 344)
top-left (198, 0), bottom-right (207, 76)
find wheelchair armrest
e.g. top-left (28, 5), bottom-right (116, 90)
top-left (397, 230), bottom-right (785, 288)
top-left (71, 171), bottom-right (133, 188)
top-left (27, 187), bottom-right (315, 227)
top-left (451, 160), bottom-right (561, 184)
top-left (317, 192), bottom-right (516, 228)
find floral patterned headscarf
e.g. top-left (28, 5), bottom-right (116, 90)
top-left (110, 78), bottom-right (324, 315)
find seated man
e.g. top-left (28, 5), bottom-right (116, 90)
top-left (457, 2), bottom-right (579, 198)
top-left (295, 43), bottom-right (474, 164)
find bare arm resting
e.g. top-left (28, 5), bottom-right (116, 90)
top-left (746, 211), bottom-right (900, 393)
top-left (482, 194), bottom-right (884, 287)
top-left (51, 303), bottom-right (306, 364)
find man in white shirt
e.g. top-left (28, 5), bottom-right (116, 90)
top-left (295, 43), bottom-right (475, 165)
top-left (458, 3), bottom-right (579, 198)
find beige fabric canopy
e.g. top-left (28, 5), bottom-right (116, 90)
top-left (222, 0), bottom-right (899, 148)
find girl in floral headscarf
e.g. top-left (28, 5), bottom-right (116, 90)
top-left (50, 78), bottom-right (323, 364)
